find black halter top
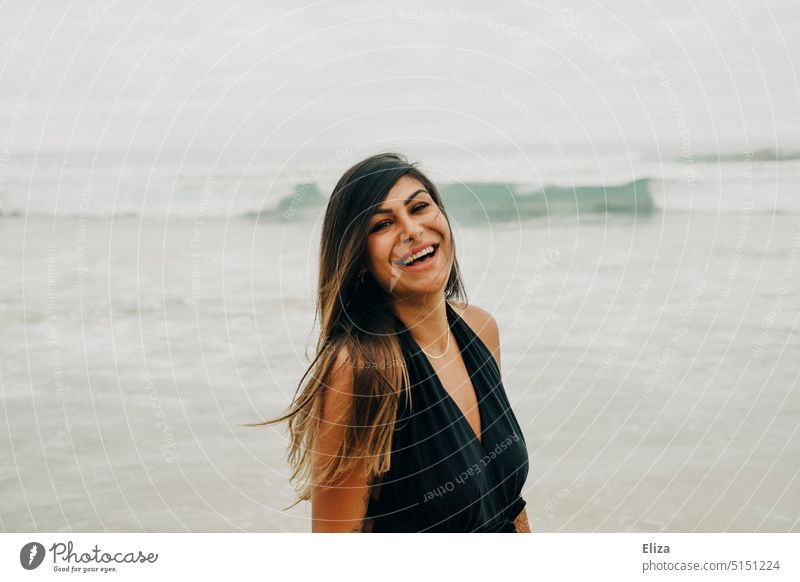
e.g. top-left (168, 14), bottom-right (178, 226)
top-left (365, 302), bottom-right (529, 532)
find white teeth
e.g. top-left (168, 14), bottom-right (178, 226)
top-left (403, 245), bottom-right (435, 265)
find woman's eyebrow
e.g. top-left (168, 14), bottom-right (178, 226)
top-left (373, 189), bottom-right (428, 214)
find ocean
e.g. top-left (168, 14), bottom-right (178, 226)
top-left (2, 170), bottom-right (799, 531)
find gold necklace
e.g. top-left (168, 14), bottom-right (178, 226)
top-left (419, 331), bottom-right (451, 359)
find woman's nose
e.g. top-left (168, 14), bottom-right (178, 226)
top-left (396, 212), bottom-right (423, 240)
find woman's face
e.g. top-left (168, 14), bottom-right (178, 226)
top-left (363, 175), bottom-right (453, 298)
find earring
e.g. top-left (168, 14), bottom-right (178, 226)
top-left (356, 269), bottom-right (366, 286)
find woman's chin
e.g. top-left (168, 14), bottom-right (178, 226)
top-left (389, 277), bottom-right (448, 298)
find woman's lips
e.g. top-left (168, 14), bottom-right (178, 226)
top-left (396, 244), bottom-right (438, 271)
top-left (396, 242), bottom-right (438, 265)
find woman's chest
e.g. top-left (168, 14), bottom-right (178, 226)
top-left (393, 379), bottom-right (529, 507)
top-left (387, 407), bottom-right (528, 531)
top-left (427, 352), bottom-right (483, 444)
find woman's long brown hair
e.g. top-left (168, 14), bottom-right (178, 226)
top-left (249, 152), bottom-right (467, 509)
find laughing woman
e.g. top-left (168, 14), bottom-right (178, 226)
top-left (258, 152), bottom-right (530, 532)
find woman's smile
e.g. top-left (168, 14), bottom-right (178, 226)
top-left (365, 175), bottom-right (452, 295)
top-left (394, 243), bottom-right (440, 272)
top-left (394, 242), bottom-right (439, 271)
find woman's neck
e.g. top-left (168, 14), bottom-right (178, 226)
top-left (393, 293), bottom-right (450, 354)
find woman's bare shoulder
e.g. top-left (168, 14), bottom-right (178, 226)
top-left (448, 301), bottom-right (495, 329)
top-left (447, 301), bottom-right (501, 368)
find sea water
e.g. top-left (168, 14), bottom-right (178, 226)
top-left (1, 184), bottom-right (798, 532)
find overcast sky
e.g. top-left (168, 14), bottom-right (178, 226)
top-left (1, 0), bottom-right (798, 163)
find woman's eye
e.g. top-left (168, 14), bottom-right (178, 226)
top-left (370, 203), bottom-right (428, 233)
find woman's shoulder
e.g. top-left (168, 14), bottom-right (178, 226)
top-left (447, 301), bottom-right (501, 370)
top-left (448, 301), bottom-right (497, 333)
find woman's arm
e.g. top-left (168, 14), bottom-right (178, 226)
top-left (310, 350), bottom-right (372, 532)
top-left (514, 508), bottom-right (532, 533)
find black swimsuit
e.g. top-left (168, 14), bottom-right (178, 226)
top-left (366, 302), bottom-right (529, 532)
